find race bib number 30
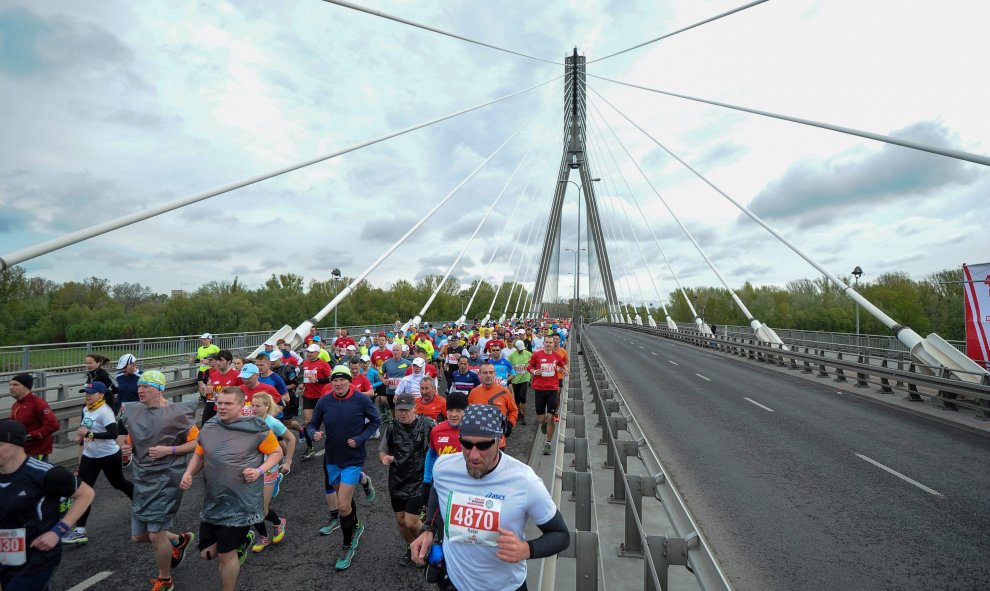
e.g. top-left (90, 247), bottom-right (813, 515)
top-left (0, 528), bottom-right (27, 566)
top-left (446, 492), bottom-right (501, 546)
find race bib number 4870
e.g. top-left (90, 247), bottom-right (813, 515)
top-left (446, 492), bottom-right (501, 546)
top-left (0, 528), bottom-right (27, 566)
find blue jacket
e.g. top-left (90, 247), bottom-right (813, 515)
top-left (306, 388), bottom-right (381, 467)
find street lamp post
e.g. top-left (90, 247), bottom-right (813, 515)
top-left (851, 266), bottom-right (863, 336)
top-left (564, 247), bottom-right (585, 319)
top-left (331, 267), bottom-right (342, 332)
top-left (558, 178), bottom-right (599, 322)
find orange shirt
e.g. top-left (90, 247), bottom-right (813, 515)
top-left (554, 347), bottom-right (569, 379)
top-left (196, 429), bottom-right (278, 456)
top-left (467, 383), bottom-right (519, 449)
top-left (415, 395), bottom-right (447, 421)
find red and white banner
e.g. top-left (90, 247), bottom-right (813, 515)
top-left (962, 263), bottom-right (990, 368)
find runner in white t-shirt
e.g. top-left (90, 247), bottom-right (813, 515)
top-left (410, 405), bottom-right (569, 590)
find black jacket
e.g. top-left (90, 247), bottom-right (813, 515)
top-left (380, 415), bottom-right (434, 499)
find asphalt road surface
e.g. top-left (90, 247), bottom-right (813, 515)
top-left (588, 325), bottom-right (990, 591)
top-left (52, 390), bottom-right (541, 591)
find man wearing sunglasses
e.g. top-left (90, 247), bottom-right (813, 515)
top-left (411, 405), bottom-right (569, 590)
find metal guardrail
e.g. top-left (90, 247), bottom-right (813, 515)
top-left (567, 330), bottom-right (732, 591)
top-left (606, 323), bottom-right (990, 421)
top-left (687, 323), bottom-right (971, 365)
top-left (11, 366), bottom-right (200, 461)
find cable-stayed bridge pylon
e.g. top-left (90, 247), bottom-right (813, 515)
top-left (530, 49), bottom-right (619, 321)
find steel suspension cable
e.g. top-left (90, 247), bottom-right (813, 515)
top-left (587, 85), bottom-right (921, 340)
top-left (460, 114), bottom-right (565, 325)
top-left (321, 0), bottom-right (562, 65)
top-left (0, 76), bottom-right (561, 271)
top-left (589, 0), bottom-right (771, 64)
top-left (498, 216), bottom-right (543, 323)
top-left (402, 142), bottom-right (538, 331)
top-left (583, 105), bottom-right (675, 325)
top-left (588, 74), bottom-right (990, 167)
top-left (581, 94), bottom-right (707, 330)
top-left (584, 111), bottom-right (669, 325)
top-left (581, 134), bottom-right (644, 322)
top-left (587, 90), bottom-right (774, 339)
top-left (300, 81), bottom-right (561, 333)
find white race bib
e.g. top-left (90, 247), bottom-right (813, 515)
top-left (540, 362), bottom-right (557, 377)
top-left (303, 369), bottom-right (316, 384)
top-left (446, 492), bottom-right (502, 546)
top-left (446, 354), bottom-right (459, 364)
top-left (0, 528), bottom-right (26, 566)
top-left (387, 378), bottom-right (401, 388)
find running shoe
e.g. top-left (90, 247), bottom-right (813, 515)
top-left (350, 521), bottom-right (365, 549)
top-left (271, 472), bottom-right (284, 498)
top-left (399, 547), bottom-right (414, 566)
top-left (335, 544), bottom-right (356, 570)
top-left (149, 577), bottom-right (174, 591)
top-left (319, 516), bottom-right (341, 536)
top-left (251, 535), bottom-right (271, 553)
top-left (540, 422), bottom-right (547, 435)
top-left (543, 440), bottom-right (552, 455)
top-left (362, 478), bottom-right (376, 502)
top-left (61, 528), bottom-right (88, 544)
top-left (237, 531), bottom-right (255, 565)
top-left (272, 518), bottom-right (287, 544)
top-left (170, 532), bottom-right (195, 569)
top-left (301, 446), bottom-right (316, 460)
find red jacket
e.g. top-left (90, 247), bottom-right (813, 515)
top-left (527, 350), bottom-right (565, 391)
top-left (11, 393), bottom-right (60, 457)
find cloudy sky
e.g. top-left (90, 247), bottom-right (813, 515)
top-left (1, 0), bottom-right (987, 311)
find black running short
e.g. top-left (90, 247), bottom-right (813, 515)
top-left (302, 396), bottom-right (320, 410)
top-left (199, 522), bottom-right (251, 554)
top-left (511, 382), bottom-right (529, 405)
top-left (390, 492), bottom-right (423, 515)
top-left (533, 389), bottom-right (559, 416)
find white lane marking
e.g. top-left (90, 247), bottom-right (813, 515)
top-left (66, 572), bottom-right (113, 591)
top-left (668, 360), bottom-right (679, 366)
top-left (855, 453), bottom-right (944, 497)
top-left (743, 397), bottom-right (774, 412)
top-left (651, 352), bottom-right (659, 356)
top-left (639, 346), bottom-right (645, 350)
top-left (696, 373), bottom-right (711, 381)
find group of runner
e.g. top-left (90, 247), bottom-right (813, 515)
top-left (2, 318), bottom-right (572, 591)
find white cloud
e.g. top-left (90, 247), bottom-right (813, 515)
top-left (0, 0), bottom-right (986, 319)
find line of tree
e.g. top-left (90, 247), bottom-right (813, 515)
top-left (595, 269), bottom-right (963, 341)
top-left (0, 266), bottom-right (965, 346)
top-left (0, 267), bottom-right (529, 345)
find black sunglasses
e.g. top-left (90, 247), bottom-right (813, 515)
top-left (459, 437), bottom-right (498, 451)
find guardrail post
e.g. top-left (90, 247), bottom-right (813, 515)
top-left (904, 363), bottom-right (923, 401)
top-left (559, 530), bottom-right (599, 591)
top-left (137, 338), bottom-right (146, 360)
top-left (855, 355), bottom-right (869, 387)
top-left (802, 347), bottom-right (813, 373)
top-left (35, 370), bottom-right (47, 389)
top-left (573, 414), bottom-right (586, 439)
top-left (562, 471), bottom-right (593, 531)
top-left (85, 341), bottom-right (93, 355)
top-left (833, 353), bottom-right (847, 382)
top-left (644, 535), bottom-right (688, 591)
top-left (817, 351), bottom-right (829, 378)
top-left (21, 346), bottom-right (30, 370)
top-left (937, 367), bottom-right (958, 411)
top-left (979, 374), bottom-right (990, 421)
top-left (879, 359), bottom-right (894, 393)
top-left (619, 473), bottom-right (656, 557)
top-left (610, 439), bottom-right (637, 504)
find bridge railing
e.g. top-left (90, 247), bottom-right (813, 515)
top-left (0, 323), bottom-right (403, 375)
top-left (681, 323), bottom-right (968, 362)
top-left (607, 323), bottom-right (990, 420)
top-left (574, 329), bottom-right (732, 591)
